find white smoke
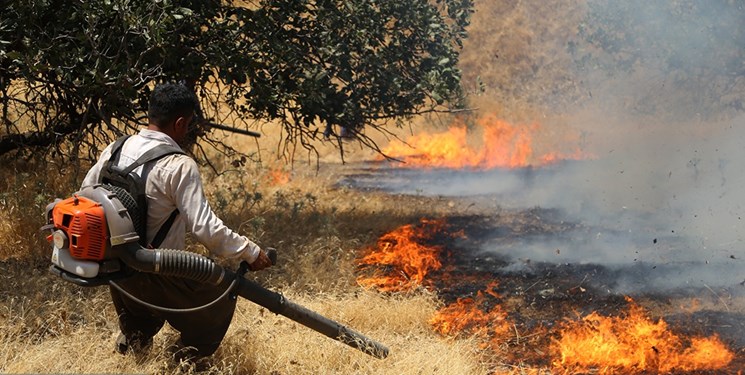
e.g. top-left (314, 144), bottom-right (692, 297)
top-left (345, 0), bottom-right (745, 294)
top-left (349, 115), bottom-right (745, 293)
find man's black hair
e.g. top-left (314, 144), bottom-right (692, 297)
top-left (147, 83), bottom-right (198, 128)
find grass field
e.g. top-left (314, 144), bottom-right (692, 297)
top-left (3, 0), bottom-right (745, 373)
top-left (0, 150), bottom-right (500, 374)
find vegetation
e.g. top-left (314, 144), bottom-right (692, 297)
top-left (2, 0), bottom-right (744, 373)
top-left (0, 157), bottom-right (492, 374)
top-left (459, 0), bottom-right (745, 122)
top-left (0, 0), bottom-right (472, 161)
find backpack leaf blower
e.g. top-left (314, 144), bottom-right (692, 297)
top-left (44, 184), bottom-right (389, 359)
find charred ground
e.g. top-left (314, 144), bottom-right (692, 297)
top-left (348, 178), bottom-right (745, 373)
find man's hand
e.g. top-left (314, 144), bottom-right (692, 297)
top-left (248, 249), bottom-right (274, 271)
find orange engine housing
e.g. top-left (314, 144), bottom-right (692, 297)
top-left (52, 195), bottom-right (108, 261)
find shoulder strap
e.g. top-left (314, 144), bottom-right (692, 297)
top-left (102, 135), bottom-right (132, 175)
top-left (134, 144), bottom-right (185, 248)
top-left (120, 144), bottom-right (185, 175)
top-left (100, 137), bottom-right (186, 248)
top-left (150, 209), bottom-right (179, 249)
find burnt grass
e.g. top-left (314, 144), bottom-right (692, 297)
top-left (360, 209), bottom-right (745, 372)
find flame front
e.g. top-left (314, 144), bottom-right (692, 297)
top-left (552, 297), bottom-right (735, 373)
top-left (265, 165), bottom-right (290, 185)
top-left (356, 221), bottom-right (737, 373)
top-left (430, 282), bottom-right (511, 343)
top-left (382, 114), bottom-right (588, 169)
top-left (356, 218), bottom-right (449, 292)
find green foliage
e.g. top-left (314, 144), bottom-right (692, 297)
top-left (0, 0), bottom-right (473, 162)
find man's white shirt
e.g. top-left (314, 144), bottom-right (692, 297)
top-left (82, 129), bottom-right (260, 263)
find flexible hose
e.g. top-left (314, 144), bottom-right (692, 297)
top-left (113, 247), bottom-right (232, 313)
top-left (119, 248), bottom-right (226, 285)
top-left (151, 248), bottom-right (225, 284)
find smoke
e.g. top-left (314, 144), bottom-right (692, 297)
top-left (349, 0), bottom-right (745, 294)
top-left (348, 114), bottom-right (745, 294)
top-left (574, 0), bottom-right (745, 121)
top-left (546, 0), bottom-right (745, 292)
top-left (478, 0), bottom-right (745, 294)
top-left (494, 115), bottom-right (745, 293)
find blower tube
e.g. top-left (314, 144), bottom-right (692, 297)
top-left (116, 247), bottom-right (390, 359)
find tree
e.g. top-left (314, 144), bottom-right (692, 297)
top-left (0, 0), bottom-right (473, 164)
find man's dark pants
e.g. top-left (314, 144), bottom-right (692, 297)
top-left (110, 271), bottom-right (237, 357)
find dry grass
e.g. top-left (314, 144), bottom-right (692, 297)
top-left (0, 150), bottom-right (491, 374)
top-left (0, 264), bottom-right (487, 374)
top-left (459, 0), bottom-right (588, 120)
top-left (0, 82), bottom-right (491, 372)
top-left (5, 0), bottom-right (743, 373)
top-left (1, 2), bottom-right (560, 372)
top-left (0, 160), bottom-right (85, 261)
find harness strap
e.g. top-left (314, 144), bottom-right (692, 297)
top-left (103, 135), bottom-right (186, 248)
top-left (120, 144), bottom-right (184, 175)
top-left (150, 209), bottom-right (179, 249)
top-left (103, 135), bottom-right (131, 174)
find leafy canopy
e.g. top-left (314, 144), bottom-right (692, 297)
top-left (0, 0), bottom-right (473, 163)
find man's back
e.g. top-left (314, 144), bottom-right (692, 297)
top-left (83, 130), bottom-right (190, 249)
top-left (82, 130), bottom-right (254, 258)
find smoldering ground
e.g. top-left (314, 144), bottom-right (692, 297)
top-left (341, 119), bottom-right (745, 295)
top-left (341, 0), bottom-right (745, 296)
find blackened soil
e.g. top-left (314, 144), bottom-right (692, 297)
top-left (357, 211), bottom-right (745, 373)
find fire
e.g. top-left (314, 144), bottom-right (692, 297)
top-left (552, 297), bottom-right (734, 373)
top-left (430, 282), bottom-right (511, 341)
top-left (264, 165), bottom-right (290, 185)
top-left (381, 114), bottom-right (588, 169)
top-left (357, 220), bottom-right (513, 348)
top-left (356, 221), bottom-right (738, 373)
top-left (356, 219), bottom-right (452, 292)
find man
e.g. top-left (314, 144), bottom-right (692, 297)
top-left (81, 82), bottom-right (272, 359)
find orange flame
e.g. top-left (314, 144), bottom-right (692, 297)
top-left (355, 221), bottom-right (738, 373)
top-left (552, 297), bottom-right (734, 373)
top-left (382, 114), bottom-right (588, 169)
top-left (430, 282), bottom-right (511, 342)
top-left (356, 219), bottom-right (452, 292)
top-left (264, 165), bottom-right (290, 185)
